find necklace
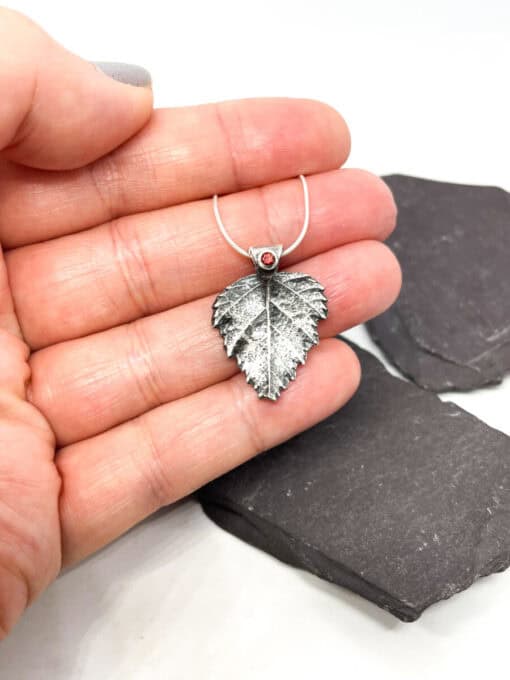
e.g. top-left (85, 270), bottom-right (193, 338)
top-left (212, 175), bottom-right (328, 400)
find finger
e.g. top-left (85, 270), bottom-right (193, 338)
top-left (30, 240), bottom-right (400, 445)
top-left (10, 169), bottom-right (396, 348)
top-left (57, 337), bottom-right (360, 565)
top-left (0, 9), bottom-right (152, 170)
top-left (0, 98), bottom-right (349, 248)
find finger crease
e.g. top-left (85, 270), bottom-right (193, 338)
top-left (257, 185), bottom-right (281, 247)
top-left (213, 103), bottom-right (244, 193)
top-left (126, 320), bottom-right (165, 410)
top-left (87, 161), bottom-right (116, 223)
top-left (134, 417), bottom-right (175, 510)
top-left (90, 151), bottom-right (132, 222)
top-left (229, 379), bottom-right (265, 454)
top-left (107, 218), bottom-right (156, 317)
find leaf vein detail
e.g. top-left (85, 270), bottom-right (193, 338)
top-left (214, 281), bottom-right (263, 324)
top-left (276, 279), bottom-right (325, 313)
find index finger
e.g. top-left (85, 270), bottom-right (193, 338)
top-left (0, 98), bottom-right (350, 247)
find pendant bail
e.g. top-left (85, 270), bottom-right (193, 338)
top-left (248, 245), bottom-right (283, 274)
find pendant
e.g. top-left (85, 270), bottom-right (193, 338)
top-left (212, 245), bottom-right (328, 400)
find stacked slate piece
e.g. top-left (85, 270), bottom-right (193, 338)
top-left (199, 342), bottom-right (510, 621)
top-left (368, 175), bottom-right (510, 391)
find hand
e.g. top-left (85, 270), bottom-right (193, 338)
top-left (0, 9), bottom-right (400, 636)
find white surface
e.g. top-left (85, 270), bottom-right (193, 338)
top-left (1, 1), bottom-right (509, 678)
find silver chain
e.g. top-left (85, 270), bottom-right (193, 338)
top-left (213, 175), bottom-right (310, 258)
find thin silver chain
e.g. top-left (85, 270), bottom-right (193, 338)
top-left (213, 175), bottom-right (310, 258)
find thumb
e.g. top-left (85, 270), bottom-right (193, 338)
top-left (0, 8), bottom-right (153, 170)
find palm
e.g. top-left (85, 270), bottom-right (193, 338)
top-left (0, 9), bottom-right (400, 639)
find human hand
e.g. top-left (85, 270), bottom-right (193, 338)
top-left (0, 9), bottom-right (400, 636)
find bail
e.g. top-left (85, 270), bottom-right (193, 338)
top-left (248, 245), bottom-right (283, 274)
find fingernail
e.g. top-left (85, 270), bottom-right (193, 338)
top-left (92, 61), bottom-right (152, 87)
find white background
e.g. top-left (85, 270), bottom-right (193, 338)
top-left (1, 1), bottom-right (509, 678)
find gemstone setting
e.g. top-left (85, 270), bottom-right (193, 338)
top-left (261, 251), bottom-right (276, 267)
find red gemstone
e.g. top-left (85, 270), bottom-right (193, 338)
top-left (261, 251), bottom-right (275, 266)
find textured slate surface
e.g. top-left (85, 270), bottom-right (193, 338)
top-left (368, 175), bottom-right (510, 391)
top-left (198, 341), bottom-right (510, 622)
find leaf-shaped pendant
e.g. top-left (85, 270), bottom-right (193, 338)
top-left (212, 245), bottom-right (328, 400)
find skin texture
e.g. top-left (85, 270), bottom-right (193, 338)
top-left (0, 9), bottom-right (401, 637)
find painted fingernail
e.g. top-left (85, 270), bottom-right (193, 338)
top-left (92, 61), bottom-right (152, 87)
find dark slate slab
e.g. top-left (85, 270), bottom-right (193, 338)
top-left (367, 175), bottom-right (510, 391)
top-left (198, 341), bottom-right (510, 622)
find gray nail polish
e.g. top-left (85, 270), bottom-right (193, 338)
top-left (92, 61), bottom-right (152, 87)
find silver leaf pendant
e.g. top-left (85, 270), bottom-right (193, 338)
top-left (212, 245), bottom-right (328, 400)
